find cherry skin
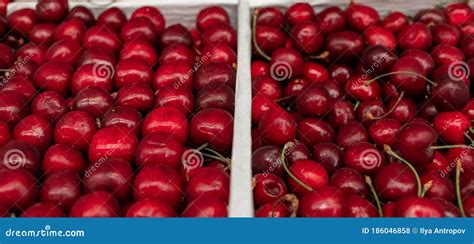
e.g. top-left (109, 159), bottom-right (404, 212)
top-left (120, 17), bottom-right (158, 44)
top-left (335, 121), bottom-right (369, 148)
top-left (346, 3), bottom-right (379, 32)
top-left (0, 121), bottom-right (10, 147)
top-left (270, 47), bottom-right (304, 79)
top-left (255, 202), bottom-right (290, 218)
top-left (53, 18), bottom-right (86, 42)
top-left (361, 45), bottom-right (398, 76)
top-left (196, 84), bottom-right (234, 113)
top-left (0, 90), bottom-right (29, 127)
top-left (33, 61), bottom-right (74, 96)
top-left (88, 127), bottom-right (138, 163)
top-left (400, 49), bottom-right (435, 75)
top-left (114, 58), bottom-right (152, 88)
top-left (368, 118), bottom-right (401, 147)
top-left (159, 43), bottom-right (195, 66)
top-left (44, 40), bottom-right (82, 65)
top-left (203, 43), bottom-right (237, 65)
top-left (434, 198), bottom-right (461, 217)
top-left (414, 8), bottom-right (446, 26)
top-left (397, 23), bottom-right (432, 50)
top-left (420, 171), bottom-right (454, 202)
top-left (285, 3), bottom-right (314, 26)
top-left (374, 163), bottom-right (417, 202)
top-left (284, 77), bottom-right (311, 100)
top-left (253, 173), bottom-right (287, 207)
top-left (252, 76), bottom-right (282, 100)
top-left (133, 165), bottom-right (183, 207)
top-left (78, 48), bottom-right (116, 67)
top-left (396, 121), bottom-right (438, 166)
top-left (31, 91), bottom-right (69, 122)
top-left (71, 63), bottom-right (114, 94)
top-left (0, 140), bottom-right (41, 175)
top-left (393, 196), bottom-right (444, 217)
top-left (203, 23), bottom-right (237, 49)
top-left (463, 99), bottom-right (474, 120)
top-left (329, 64), bottom-right (353, 85)
top-left (432, 77), bottom-right (470, 111)
top-left (126, 198), bottom-right (177, 217)
top-left (0, 169), bottom-right (38, 210)
top-left (328, 100), bottom-right (355, 128)
top-left (28, 23), bottom-right (56, 45)
top-left (259, 107), bottom-right (297, 147)
top-left (182, 198), bottom-right (228, 217)
top-left (16, 43), bottom-right (45, 65)
top-left (8, 9), bottom-right (36, 34)
top-left (12, 115), bottom-right (52, 153)
top-left (433, 112), bottom-right (470, 144)
top-left (68, 6), bottom-right (95, 27)
top-left (131, 6), bottom-right (165, 34)
top-left (344, 142), bottom-right (385, 175)
top-left (387, 97), bottom-right (417, 124)
top-left (423, 151), bottom-right (450, 177)
top-left (152, 62), bottom-right (193, 90)
top-left (0, 76), bottom-right (37, 100)
top-left (53, 111), bottom-right (98, 151)
top-left (69, 191), bottom-right (121, 217)
top-left (83, 25), bottom-right (121, 54)
top-left (445, 147), bottom-right (474, 174)
top-left (256, 7), bottom-right (284, 28)
top-left (346, 195), bottom-right (378, 218)
top-left (296, 85), bottom-right (331, 117)
top-left (390, 57), bottom-right (427, 96)
top-left (444, 2), bottom-right (473, 26)
top-left (101, 106), bottom-right (142, 135)
top-left (431, 44), bottom-right (465, 66)
top-left (190, 108), bottom-right (233, 153)
top-left (251, 60), bottom-right (269, 80)
top-left (330, 167), bottom-right (369, 198)
top-left (299, 186), bottom-right (345, 217)
top-left (288, 159), bottom-right (328, 197)
top-left (197, 6), bottom-right (230, 31)
top-left (135, 132), bottom-right (184, 169)
top-left (252, 146), bottom-right (283, 177)
top-left (345, 75), bottom-right (382, 102)
top-left (97, 7), bottom-right (126, 31)
top-left (42, 144), bottom-right (84, 176)
top-left (325, 31), bottom-right (364, 63)
top-left (20, 202), bottom-right (65, 217)
top-left (155, 86), bottom-right (194, 116)
top-left (121, 40), bottom-right (158, 66)
top-left (311, 142), bottom-right (343, 174)
top-left (194, 63), bottom-right (236, 91)
top-left (116, 83), bottom-right (154, 113)
top-left (142, 106), bottom-right (188, 144)
top-left (432, 23), bottom-right (460, 46)
top-left (36, 0), bottom-right (68, 23)
top-left (83, 158), bottom-right (134, 202)
top-left (382, 11), bottom-right (408, 33)
top-left (297, 118), bottom-right (335, 146)
top-left (290, 21), bottom-right (324, 55)
top-left (464, 196), bottom-right (474, 217)
top-left (186, 167), bottom-right (230, 203)
top-left (316, 6), bottom-right (346, 34)
top-left (73, 86), bottom-right (114, 118)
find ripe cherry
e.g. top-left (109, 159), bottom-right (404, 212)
top-left (20, 202), bottom-right (65, 217)
top-left (297, 118), bottom-right (335, 146)
top-left (13, 115), bottom-right (52, 153)
top-left (259, 107), bottom-right (296, 147)
top-left (114, 58), bottom-right (152, 88)
top-left (397, 23), bottom-right (432, 50)
top-left (393, 196), bottom-right (444, 217)
top-left (135, 132), bottom-right (184, 169)
top-left (121, 40), bottom-right (157, 66)
top-left (8, 9), bottom-right (36, 34)
top-left (0, 90), bottom-right (28, 127)
top-left (68, 6), bottom-right (95, 27)
top-left (196, 84), bottom-right (234, 113)
top-left (101, 106), bottom-right (142, 135)
top-left (126, 198), bottom-right (177, 217)
top-left (316, 6), bottom-right (346, 34)
top-left (197, 6), bottom-right (230, 31)
top-left (88, 127), bottom-right (138, 163)
top-left (330, 168), bottom-right (369, 198)
top-left (382, 11), bottom-right (408, 33)
top-left (0, 140), bottom-right (41, 175)
top-left (194, 63), bottom-right (236, 91)
top-left (0, 169), bottom-right (38, 210)
top-left (433, 112), bottom-right (470, 144)
top-left (290, 21), bottom-right (324, 55)
top-left (368, 118), bottom-right (401, 147)
top-left (336, 121), bottom-right (368, 148)
top-left (253, 173), bottom-right (287, 207)
top-left (69, 191), bottom-right (120, 217)
top-left (36, 0), bottom-right (68, 23)
top-left (33, 61), bottom-right (74, 96)
top-left (73, 86), bottom-right (114, 118)
top-left (131, 6), bottom-right (165, 34)
top-left (287, 159), bottom-right (328, 197)
top-left (285, 3), bottom-right (314, 26)
top-left (186, 167), bottom-right (230, 203)
top-left (116, 83), bottom-right (154, 113)
top-left (190, 108), bottom-right (233, 153)
top-left (182, 198), bottom-right (227, 217)
top-left (396, 121), bottom-right (438, 166)
top-left (296, 85), bottom-right (331, 117)
top-left (252, 146), bottom-right (283, 177)
top-left (374, 163), bottom-right (418, 202)
top-left (299, 186), bottom-right (345, 217)
top-left (142, 106), bottom-right (188, 144)
top-left (325, 31), bottom-right (364, 63)
top-left (346, 4), bottom-right (380, 32)
top-left (432, 77), bottom-right (470, 111)
top-left (53, 111), bottom-right (98, 151)
top-left (97, 7), bottom-right (126, 31)
top-left (83, 25), bottom-right (121, 53)
top-left (346, 195), bottom-right (378, 217)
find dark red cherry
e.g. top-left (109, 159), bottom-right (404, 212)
top-left (36, 0), bottom-right (68, 23)
top-left (414, 8), bottom-right (446, 26)
top-left (0, 43), bottom-right (14, 69)
top-left (423, 151), bottom-right (450, 177)
top-left (397, 23), bottom-right (432, 50)
top-left (296, 85), bottom-right (331, 117)
top-left (203, 24), bottom-right (237, 49)
top-left (374, 163), bottom-right (417, 201)
top-left (434, 198), bottom-right (461, 217)
top-left (420, 171), bottom-right (454, 202)
top-left (155, 86), bottom-right (194, 115)
top-left (78, 48), bottom-right (116, 67)
top-left (194, 63), bottom-right (236, 91)
top-left (16, 43), bottom-right (45, 65)
top-left (20, 202), bottom-right (64, 217)
top-left (121, 40), bottom-right (157, 66)
top-left (382, 11), bottom-right (408, 33)
top-left (197, 6), bottom-right (230, 31)
top-left (71, 63), bottom-right (113, 94)
top-left (131, 6), bottom-right (165, 34)
top-left (152, 62), bottom-right (192, 90)
top-left (73, 86), bottom-right (114, 118)
top-left (316, 6), bottom-right (346, 34)
top-left (88, 127), bottom-right (138, 163)
top-left (346, 3), bottom-right (379, 32)
top-left (182, 198), bottom-right (227, 217)
top-left (97, 7), bottom-right (126, 31)
top-left (390, 57), bottom-right (427, 96)
top-left (364, 26), bottom-right (397, 49)
top-left (53, 111), bottom-right (97, 151)
top-left (400, 49), bottom-right (435, 75)
top-left (254, 26), bottom-right (286, 56)
top-left (288, 159), bottom-right (328, 197)
top-left (444, 2), bottom-right (473, 26)
top-left (461, 35), bottom-right (474, 59)
top-left (69, 191), bottom-right (120, 217)
top-left (0, 140), bottom-right (40, 175)
top-left (196, 84), bottom-right (234, 113)
top-left (433, 112), bottom-right (470, 144)
top-left (396, 121), bottom-right (437, 166)
top-left (120, 17), bottom-right (157, 44)
top-left (431, 44), bottom-right (465, 66)
top-left (345, 75), bottom-right (382, 102)
top-left (252, 76), bottom-right (282, 100)
top-left (0, 76), bottom-right (37, 100)
top-left (252, 146), bottom-right (283, 177)
top-left (126, 198), bottom-right (177, 217)
top-left (286, 3), bottom-right (314, 26)
top-left (45, 40), bottom-right (82, 64)
top-left (251, 60), bottom-right (269, 80)
top-left (368, 118), bottom-right (400, 147)
top-left (135, 132), bottom-right (184, 169)
top-left (160, 24), bottom-right (192, 47)
top-left (68, 6), bottom-right (95, 27)
top-left (102, 106), bottom-right (142, 135)
top-left (330, 168), bottom-right (368, 198)
top-left (432, 23), bottom-right (460, 46)
top-left (312, 142), bottom-right (343, 174)
top-left (329, 64), bottom-right (353, 85)
top-left (256, 7), bottom-right (284, 28)
top-left (31, 91), bottom-right (69, 122)
top-left (159, 43), bottom-right (195, 66)
top-left (202, 43), bottom-right (237, 65)
top-left (253, 173), bottom-right (287, 207)
top-left (336, 121), bottom-right (368, 148)
top-left (114, 58), bottom-right (152, 88)
top-left (325, 31), bottom-right (364, 63)
top-left (33, 61), bottom-right (73, 96)
top-left (83, 158), bottom-right (133, 202)
top-left (116, 83), bottom-right (154, 113)
top-left (387, 97), bottom-right (417, 124)
top-left (259, 107), bottom-right (296, 147)
top-left (393, 196), bottom-right (444, 217)
top-left (269, 47), bottom-right (304, 80)
top-left (53, 18), bottom-right (86, 42)
top-left (43, 144), bottom-right (84, 175)
top-left (303, 62), bottom-right (329, 84)
top-left (0, 90), bottom-right (28, 127)
top-left (299, 186), bottom-right (345, 217)
top-left (346, 195), bottom-right (378, 217)
top-left (0, 169), bottom-right (37, 210)
top-left (142, 106), bottom-right (188, 144)
top-left (344, 142), bottom-right (385, 175)
top-left (328, 100), bottom-right (355, 128)
top-left (432, 77), bottom-right (470, 111)
top-left (187, 167), bottom-right (229, 203)
top-left (290, 21), bottom-right (324, 55)
top-left (13, 115), bottom-right (52, 153)
top-left (83, 25), bottom-right (121, 53)
top-left (297, 118), bottom-right (335, 146)
top-left (445, 147), bottom-right (474, 174)
top-left (0, 121), bottom-right (9, 147)
top-left (362, 45), bottom-right (398, 76)
top-left (355, 99), bottom-right (386, 127)
top-left (190, 108), bottom-right (233, 153)
top-left (29, 23), bottom-right (56, 45)
top-left (284, 77), bottom-right (311, 100)
top-left (8, 8), bottom-right (36, 34)
top-left (463, 99), bottom-right (474, 120)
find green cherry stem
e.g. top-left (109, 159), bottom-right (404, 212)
top-left (384, 145), bottom-right (422, 197)
top-left (281, 142), bottom-right (313, 192)
top-left (456, 160), bottom-right (466, 217)
top-left (367, 91), bottom-right (405, 120)
top-left (252, 10), bottom-right (271, 61)
top-left (430, 145), bottom-right (469, 150)
top-left (365, 175), bottom-right (383, 217)
top-left (420, 180), bottom-right (433, 198)
top-left (364, 71), bottom-right (437, 86)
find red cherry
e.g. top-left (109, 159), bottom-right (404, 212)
top-left (73, 86), bottom-right (114, 118)
top-left (290, 21), bottom-right (324, 55)
top-left (432, 23), bottom-right (460, 46)
top-left (345, 75), bottom-right (382, 102)
top-left (256, 7), bottom-right (284, 28)
top-left (152, 62), bottom-right (193, 90)
top-left (433, 112), bottom-right (470, 144)
top-left (53, 18), bottom-right (86, 42)
top-left (13, 115), bottom-right (52, 153)
top-left (78, 48), bottom-right (116, 67)
top-left (1, 76), bottom-right (37, 100)
top-left (311, 142), bottom-right (343, 174)
top-left (296, 85), bottom-right (331, 117)
top-left (0, 140), bottom-right (41, 175)
top-left (44, 39), bottom-right (82, 64)
top-left (390, 57), bottom-right (427, 96)
top-left (368, 118), bottom-right (401, 147)
top-left (462, 99), bottom-right (474, 120)
top-left (194, 63), bottom-right (236, 91)
top-left (36, 0), bottom-right (68, 23)
top-left (68, 6), bottom-right (95, 27)
top-left (203, 24), bottom-right (237, 49)
top-left (135, 132), bottom-right (184, 169)
top-left (393, 196), bottom-right (444, 217)
top-left (316, 6), bottom-right (346, 34)
top-left (346, 195), bottom-right (378, 217)
top-left (126, 198), bottom-right (177, 217)
top-left (20, 202), bottom-right (65, 217)
top-left (420, 171), bottom-right (454, 202)
top-left (196, 84), bottom-right (234, 113)
top-left (120, 40), bottom-right (157, 66)
top-left (387, 97), bottom-right (417, 124)
top-left (325, 31), bottom-right (364, 63)
top-left (374, 163), bottom-right (417, 201)
top-left (432, 77), bottom-right (470, 111)
top-left (400, 49), bottom-right (435, 75)
top-left (253, 173), bottom-right (287, 207)
top-left (431, 44), bottom-right (465, 66)
top-left (42, 144), bottom-right (84, 175)
top-left (0, 121), bottom-right (10, 147)
top-left (0, 90), bottom-right (28, 127)
top-left (444, 2), bottom-right (473, 26)
top-left (160, 24), bottom-right (192, 47)
top-left (414, 8), bottom-right (446, 26)
top-left (397, 23), bottom-right (432, 50)
top-left (330, 167), bottom-right (369, 198)
top-left (254, 26), bottom-right (286, 57)
top-left (346, 4), bottom-right (379, 32)
top-left (116, 83), bottom-right (154, 113)
top-left (31, 91), bottom-right (69, 122)
top-left (102, 106), bottom-right (142, 135)
top-left (187, 167), bottom-right (230, 203)
top-left (303, 62), bottom-right (329, 84)
top-left (33, 61), bottom-right (73, 96)
top-left (284, 77), bottom-right (311, 100)
top-left (142, 106), bottom-right (188, 144)
top-left (155, 86), bottom-right (194, 116)
top-left (252, 146), bottom-right (283, 177)
top-left (336, 121), bottom-right (368, 148)
top-left (445, 147), bottom-right (474, 174)
top-left (97, 7), bottom-right (126, 31)
top-left (159, 44), bottom-right (195, 66)
top-left (396, 121), bottom-right (437, 166)
top-left (423, 151), bottom-right (450, 177)
top-left (286, 3), bottom-right (314, 26)
top-left (0, 169), bottom-right (38, 210)
top-left (328, 100), bottom-right (355, 128)
top-left (190, 108), bottom-right (233, 153)
top-left (54, 111), bottom-right (98, 151)
top-left (120, 17), bottom-right (157, 44)
top-left (131, 6), bottom-right (165, 34)
top-left (114, 58), bottom-right (152, 88)
top-left (83, 25), bottom-right (121, 53)
top-left (434, 198), bottom-right (461, 217)
top-left (88, 127), bottom-right (138, 163)
top-left (364, 26), bottom-right (397, 49)
top-left (202, 43), bottom-right (237, 65)
top-left (197, 6), bottom-right (230, 31)
top-left (252, 76), bottom-right (282, 100)
top-left (382, 11), bottom-right (408, 33)
top-left (297, 118), bottom-right (335, 146)
top-left (269, 47), bottom-right (304, 80)
top-left (259, 107), bottom-right (296, 147)
top-left (288, 159), bottom-right (328, 197)
top-left (69, 191), bottom-right (120, 217)
top-left (344, 142), bottom-right (385, 175)
top-left (464, 196), bottom-right (474, 217)
top-left (16, 43), bottom-right (45, 65)
top-left (182, 198), bottom-right (227, 217)
top-left (299, 186), bottom-right (345, 217)
top-left (8, 9), bottom-right (36, 34)
top-left (461, 35), bottom-right (474, 59)
top-left (71, 63), bottom-right (113, 94)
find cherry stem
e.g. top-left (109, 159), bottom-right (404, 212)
top-left (384, 145), bottom-right (422, 197)
top-left (367, 91), bottom-right (405, 120)
top-left (201, 152), bottom-right (230, 164)
top-left (252, 10), bottom-right (271, 61)
top-left (275, 95), bottom-right (295, 103)
top-left (202, 148), bottom-right (231, 165)
top-left (430, 145), bottom-right (468, 150)
top-left (281, 142), bottom-right (313, 192)
top-left (420, 180), bottom-right (433, 198)
top-left (456, 160), bottom-right (466, 217)
top-left (196, 142), bottom-right (209, 152)
top-left (272, 194), bottom-right (299, 218)
top-left (364, 175), bottom-right (383, 217)
top-left (308, 51), bottom-right (329, 60)
top-left (364, 71), bottom-right (437, 87)
top-left (353, 101), bottom-right (360, 111)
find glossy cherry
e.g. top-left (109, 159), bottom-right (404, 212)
top-left (190, 108), bottom-right (233, 153)
top-left (69, 191), bottom-right (121, 217)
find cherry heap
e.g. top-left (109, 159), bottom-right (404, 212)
top-left (252, 2), bottom-right (474, 217)
top-left (0, 0), bottom-right (236, 217)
